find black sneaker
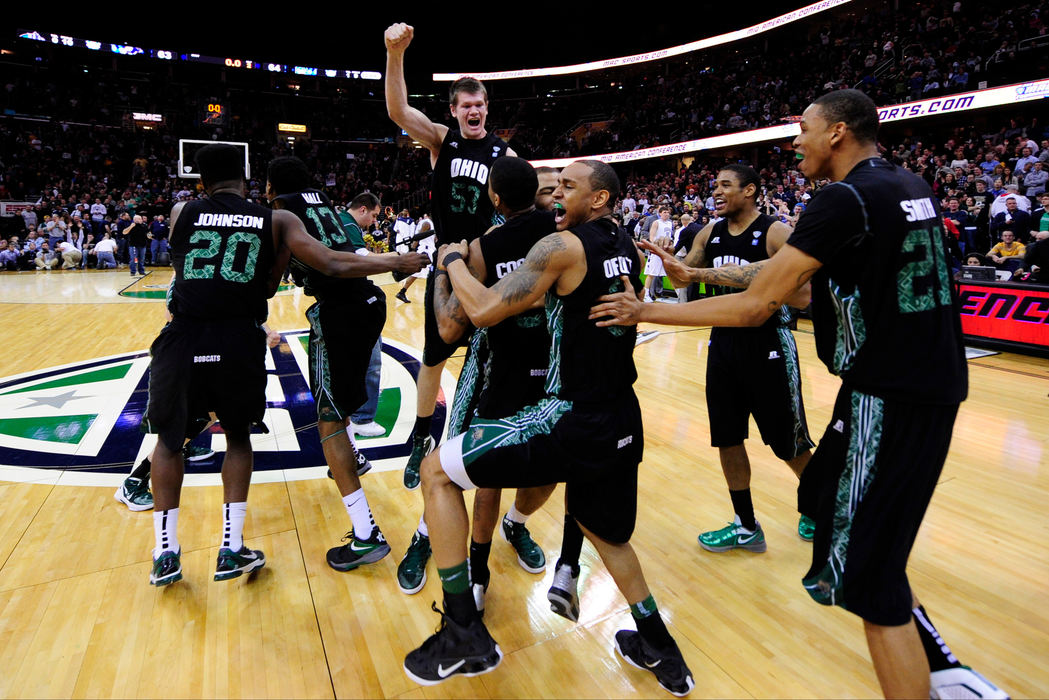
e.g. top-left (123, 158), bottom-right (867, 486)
top-left (183, 444), bottom-right (215, 462)
top-left (396, 289), bottom-right (411, 304)
top-left (214, 546), bottom-right (266, 581)
top-left (403, 435), bottom-right (434, 490)
top-left (403, 602), bottom-right (503, 686)
top-left (327, 528), bottom-right (391, 571)
top-left (614, 630), bottom-right (695, 697)
top-left (397, 531), bottom-right (432, 594)
top-left (547, 562), bottom-right (580, 622)
top-left (326, 451), bottom-right (372, 480)
top-left (150, 549), bottom-right (182, 586)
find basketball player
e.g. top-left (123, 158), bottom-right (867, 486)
top-left (266, 157), bottom-right (428, 571)
top-left (145, 144), bottom-right (424, 587)
top-left (668, 164), bottom-right (814, 551)
top-left (402, 160), bottom-right (693, 697)
top-left (384, 22), bottom-right (515, 490)
top-left (396, 158), bottom-right (556, 611)
top-left (546, 166), bottom-right (815, 624)
top-left (591, 90), bottom-right (1005, 699)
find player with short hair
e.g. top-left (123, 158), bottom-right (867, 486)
top-left (144, 144), bottom-right (424, 587)
top-left (267, 156), bottom-right (427, 571)
top-left (384, 22), bottom-right (516, 490)
top-left (401, 159), bottom-right (693, 697)
top-left (591, 89), bottom-right (1005, 700)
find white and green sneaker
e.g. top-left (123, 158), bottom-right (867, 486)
top-left (115, 476), bottom-right (154, 511)
top-left (698, 516), bottom-right (767, 553)
top-left (500, 515), bottom-right (546, 573)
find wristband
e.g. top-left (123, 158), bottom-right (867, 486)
top-left (442, 251), bottom-right (464, 268)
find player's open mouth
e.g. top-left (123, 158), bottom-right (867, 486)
top-left (467, 117), bottom-right (481, 127)
top-left (553, 203), bottom-right (566, 224)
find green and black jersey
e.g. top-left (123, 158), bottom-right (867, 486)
top-left (788, 158), bottom-right (967, 404)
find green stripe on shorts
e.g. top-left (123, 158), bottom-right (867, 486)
top-left (460, 397), bottom-right (573, 468)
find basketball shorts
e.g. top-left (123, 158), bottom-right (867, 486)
top-left (144, 317), bottom-right (267, 453)
top-left (423, 271), bottom-right (466, 367)
top-left (706, 326), bottom-right (814, 460)
top-left (798, 387), bottom-right (959, 626)
top-left (306, 295), bottom-right (386, 423)
top-left (447, 328), bottom-right (487, 439)
top-left (439, 395), bottom-right (644, 543)
top-left (643, 252), bottom-right (665, 277)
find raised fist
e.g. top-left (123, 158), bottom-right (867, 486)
top-left (384, 23), bottom-right (414, 54)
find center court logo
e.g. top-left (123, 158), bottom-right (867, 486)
top-left (0, 333), bottom-right (454, 485)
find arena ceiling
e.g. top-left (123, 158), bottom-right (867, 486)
top-left (22, 3), bottom-right (843, 79)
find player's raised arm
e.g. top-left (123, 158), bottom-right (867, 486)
top-left (443, 231), bottom-right (575, 328)
top-left (275, 210), bottom-right (428, 279)
top-left (384, 23), bottom-right (448, 157)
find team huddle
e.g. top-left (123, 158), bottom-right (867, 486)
top-left (119, 22), bottom-right (1008, 700)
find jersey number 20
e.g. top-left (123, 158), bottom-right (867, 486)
top-left (183, 230), bottom-right (260, 282)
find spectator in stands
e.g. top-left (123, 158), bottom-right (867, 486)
top-left (987, 229), bottom-right (1026, 273)
top-left (990, 196), bottom-right (1033, 241)
top-left (1023, 161), bottom-right (1047, 197)
top-left (90, 198), bottom-right (107, 234)
top-left (1033, 192), bottom-right (1049, 233)
top-left (35, 242), bottom-right (58, 270)
top-left (0, 240), bottom-right (19, 271)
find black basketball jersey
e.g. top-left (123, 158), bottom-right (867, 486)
top-left (546, 217), bottom-right (642, 405)
top-left (788, 157), bottom-right (967, 404)
top-left (275, 189), bottom-right (381, 304)
top-left (431, 130), bottom-right (509, 246)
top-left (706, 213), bottom-right (792, 329)
top-left (169, 192), bottom-right (275, 323)
top-left (476, 209), bottom-right (556, 418)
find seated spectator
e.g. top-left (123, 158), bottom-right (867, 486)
top-left (1014, 229), bottom-right (1049, 282)
top-left (0, 240), bottom-right (19, 271)
top-left (987, 229), bottom-right (1026, 273)
top-left (990, 196), bottom-right (1033, 241)
top-left (35, 242), bottom-right (58, 270)
top-left (1033, 192), bottom-right (1049, 234)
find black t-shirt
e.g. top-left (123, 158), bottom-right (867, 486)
top-left (674, 222), bottom-right (703, 255)
top-left (547, 217), bottom-right (642, 404)
top-left (275, 189), bottom-right (382, 304)
top-left (126, 223), bottom-right (149, 247)
top-left (787, 158), bottom-right (967, 404)
top-left (431, 130), bottom-right (509, 245)
top-left (169, 193), bottom-right (275, 323)
top-left (476, 209), bottom-right (556, 417)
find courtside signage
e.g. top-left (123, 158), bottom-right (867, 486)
top-left (0, 334), bottom-right (454, 486)
top-left (433, 0), bottom-right (851, 81)
top-left (957, 282), bottom-right (1049, 350)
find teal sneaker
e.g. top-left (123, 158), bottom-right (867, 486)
top-left (327, 529), bottom-right (390, 572)
top-left (500, 515), bottom-right (546, 573)
top-left (214, 546), bottom-right (266, 581)
top-left (798, 514), bottom-right (816, 542)
top-left (397, 531), bottom-right (431, 594)
top-left (150, 549), bottom-right (182, 586)
top-left (698, 516), bottom-right (767, 553)
top-left (115, 476), bottom-right (154, 511)
top-left (403, 435), bottom-right (434, 490)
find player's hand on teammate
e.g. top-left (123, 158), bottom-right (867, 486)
top-left (385, 23), bottom-right (414, 54)
top-left (638, 239), bottom-right (690, 286)
top-left (590, 275), bottom-right (643, 327)
top-left (437, 240), bottom-right (469, 270)
top-left (263, 326), bottom-right (282, 348)
top-left (396, 251), bottom-right (430, 274)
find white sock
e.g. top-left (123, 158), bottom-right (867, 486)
top-left (506, 503), bottom-right (528, 525)
top-left (343, 488), bottom-right (375, 540)
top-left (222, 501), bottom-right (247, 551)
top-left (417, 513), bottom-right (429, 538)
top-left (153, 507), bottom-right (179, 558)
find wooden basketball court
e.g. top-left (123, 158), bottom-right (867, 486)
top-left (0, 268), bottom-right (1045, 698)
